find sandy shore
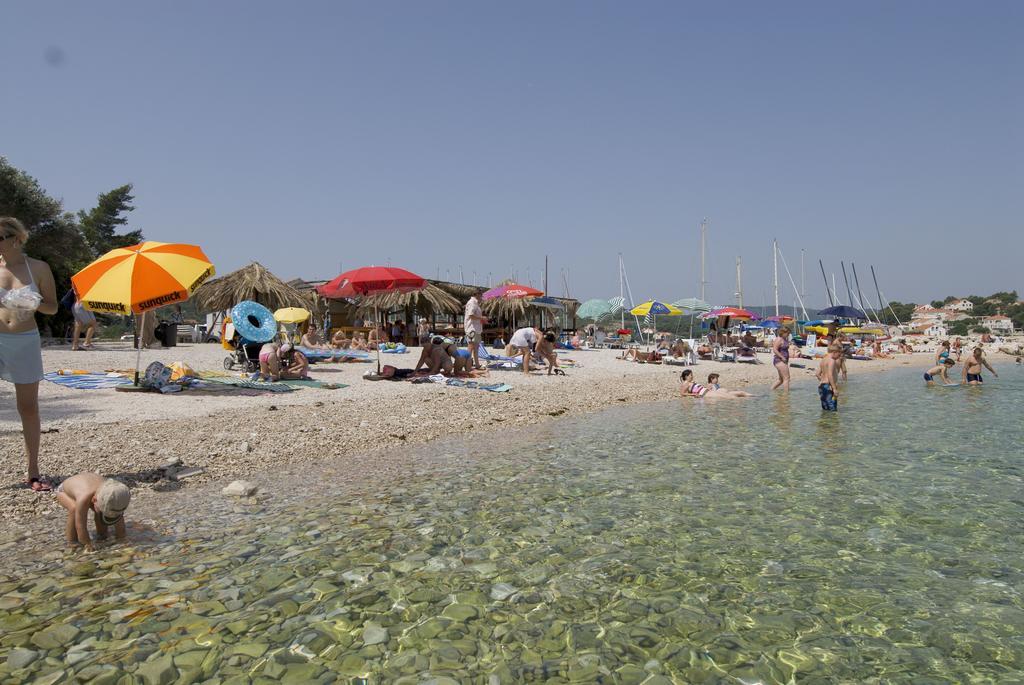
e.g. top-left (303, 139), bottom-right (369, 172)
top-left (0, 340), bottom-right (943, 529)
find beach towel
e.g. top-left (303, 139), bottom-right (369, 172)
top-left (379, 343), bottom-right (408, 354)
top-left (44, 372), bottom-right (132, 390)
top-left (199, 377), bottom-right (296, 393)
top-left (445, 378), bottom-right (512, 392)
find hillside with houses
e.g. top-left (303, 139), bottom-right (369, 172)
top-left (903, 292), bottom-right (1022, 337)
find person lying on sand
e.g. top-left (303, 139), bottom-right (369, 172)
top-left (679, 369), bottom-right (753, 399)
top-left (621, 347), bottom-right (662, 363)
top-left (924, 358), bottom-right (956, 385)
top-left (56, 472), bottom-right (130, 552)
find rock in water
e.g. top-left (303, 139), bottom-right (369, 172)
top-left (222, 480), bottom-right (257, 497)
top-left (7, 648), bottom-right (37, 670)
top-left (362, 623), bottom-right (389, 645)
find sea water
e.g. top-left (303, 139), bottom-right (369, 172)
top-left (1, 367), bottom-right (1022, 683)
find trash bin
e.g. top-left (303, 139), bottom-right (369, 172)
top-left (157, 322), bottom-right (177, 347)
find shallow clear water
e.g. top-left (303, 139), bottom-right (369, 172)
top-left (3, 367), bottom-right (1024, 684)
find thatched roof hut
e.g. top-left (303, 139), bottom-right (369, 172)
top-left (192, 262), bottom-right (314, 313)
top-left (357, 283), bottom-right (462, 317)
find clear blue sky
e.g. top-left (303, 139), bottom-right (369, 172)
top-left (3, 1), bottom-right (1021, 310)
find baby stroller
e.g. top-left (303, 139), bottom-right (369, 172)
top-left (223, 335), bottom-right (263, 372)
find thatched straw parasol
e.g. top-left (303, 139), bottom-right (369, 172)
top-left (356, 283), bottom-right (462, 316)
top-left (192, 262), bottom-right (314, 313)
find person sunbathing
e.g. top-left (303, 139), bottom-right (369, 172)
top-left (330, 329), bottom-right (350, 350)
top-left (696, 344), bottom-right (713, 360)
top-left (670, 340), bottom-right (693, 359)
top-left (349, 332), bottom-right (369, 351)
top-left (621, 347), bottom-right (662, 363)
top-left (679, 369), bottom-right (753, 399)
top-left (301, 327), bottom-right (330, 350)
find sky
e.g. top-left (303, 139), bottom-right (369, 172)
top-left (2, 1), bottom-right (1021, 311)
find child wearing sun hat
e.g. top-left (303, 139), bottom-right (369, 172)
top-left (55, 472), bottom-right (130, 552)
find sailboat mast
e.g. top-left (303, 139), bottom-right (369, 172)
top-left (839, 262), bottom-right (852, 309)
top-left (871, 265), bottom-right (885, 315)
top-left (735, 257), bottom-right (743, 308)
top-left (699, 218), bottom-right (708, 302)
top-left (772, 239), bottom-right (779, 317)
top-left (619, 253), bottom-right (625, 329)
top-left (819, 260), bottom-right (834, 307)
top-left (801, 249), bottom-right (805, 300)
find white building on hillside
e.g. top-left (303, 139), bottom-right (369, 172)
top-left (981, 315), bottom-right (1014, 333)
top-left (911, 322), bottom-right (948, 337)
top-left (911, 307), bottom-right (951, 324)
top-left (947, 299), bottom-right (974, 312)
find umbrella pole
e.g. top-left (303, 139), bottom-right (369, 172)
top-left (375, 305), bottom-right (382, 373)
top-left (134, 310), bottom-right (145, 386)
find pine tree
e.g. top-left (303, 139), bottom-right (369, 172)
top-left (78, 184), bottom-right (143, 257)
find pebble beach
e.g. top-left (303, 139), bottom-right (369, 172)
top-left (0, 339), bottom-right (942, 535)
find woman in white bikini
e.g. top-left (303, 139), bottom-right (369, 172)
top-left (0, 218), bottom-right (59, 491)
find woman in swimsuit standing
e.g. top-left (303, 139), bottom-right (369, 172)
top-left (0, 218), bottom-right (58, 492)
top-left (771, 326), bottom-right (792, 391)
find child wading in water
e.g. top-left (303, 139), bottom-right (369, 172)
top-left (924, 358), bottom-right (956, 385)
top-left (56, 473), bottom-right (130, 551)
top-left (816, 342), bottom-right (843, 411)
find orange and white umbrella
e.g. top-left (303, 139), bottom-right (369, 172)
top-left (72, 241), bottom-right (215, 315)
top-left (72, 241), bottom-right (215, 385)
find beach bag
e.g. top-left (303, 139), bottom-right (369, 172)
top-left (143, 361), bottom-right (174, 389)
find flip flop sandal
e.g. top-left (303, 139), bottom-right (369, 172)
top-left (553, 368), bottom-right (567, 376)
top-left (28, 477), bottom-right (52, 492)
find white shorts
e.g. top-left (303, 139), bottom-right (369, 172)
top-left (0, 330), bottom-right (44, 384)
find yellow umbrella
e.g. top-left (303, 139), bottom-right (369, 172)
top-left (273, 307), bottom-right (310, 324)
top-left (72, 241), bottom-right (215, 384)
top-left (629, 300), bottom-right (683, 316)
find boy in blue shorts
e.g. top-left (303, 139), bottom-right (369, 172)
top-left (816, 342), bottom-right (843, 411)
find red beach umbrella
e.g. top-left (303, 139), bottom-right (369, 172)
top-left (482, 283), bottom-right (543, 300)
top-left (705, 307), bottom-right (758, 320)
top-left (316, 266), bottom-right (426, 299)
top-left (317, 266), bottom-right (427, 372)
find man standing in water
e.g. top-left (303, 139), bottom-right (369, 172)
top-left (816, 342), bottom-right (843, 411)
top-left (962, 347), bottom-right (997, 385)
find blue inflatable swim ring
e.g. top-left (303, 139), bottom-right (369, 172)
top-left (231, 301), bottom-right (277, 343)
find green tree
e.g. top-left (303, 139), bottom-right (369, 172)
top-left (948, 318), bottom-right (976, 336)
top-left (78, 184), bottom-right (143, 257)
top-left (0, 157), bottom-right (92, 335)
top-left (881, 301), bottom-right (916, 325)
